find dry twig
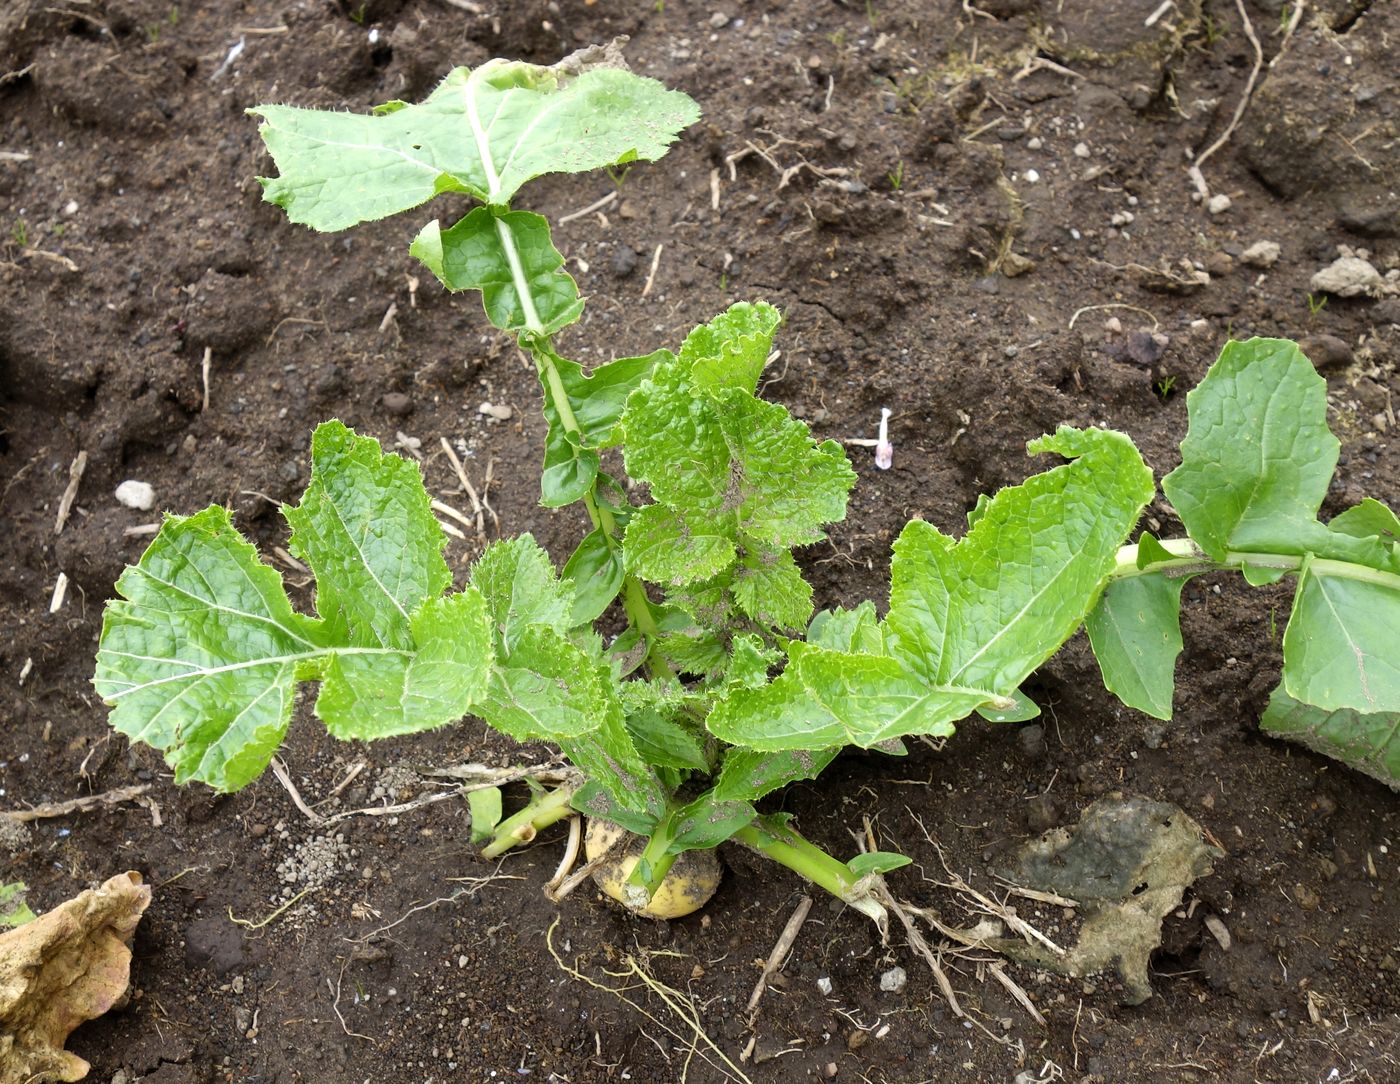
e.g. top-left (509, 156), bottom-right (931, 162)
top-left (746, 896), bottom-right (813, 1013)
top-left (53, 450), bottom-right (87, 535)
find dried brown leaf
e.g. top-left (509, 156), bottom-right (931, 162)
top-left (0, 871), bottom-right (151, 1083)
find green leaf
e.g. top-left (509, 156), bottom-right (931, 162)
top-left (1282, 559), bottom-right (1400, 715)
top-left (475, 626), bottom-right (610, 741)
top-left (1260, 685), bottom-right (1400, 790)
top-left (708, 645), bottom-right (1001, 751)
top-left (625, 708), bottom-right (711, 771)
top-left (713, 746), bottom-right (839, 802)
top-left (732, 547), bottom-right (814, 631)
top-left (1085, 574), bottom-right (1187, 721)
top-left (470, 535), bottom-right (574, 650)
top-left (1135, 531), bottom-right (1176, 570)
top-left (551, 349), bottom-right (670, 450)
top-left (622, 354), bottom-right (733, 516)
top-left (722, 633), bottom-right (781, 691)
top-left (1161, 338), bottom-right (1389, 567)
top-left (539, 424), bottom-right (600, 508)
top-left (571, 782), bottom-right (661, 836)
top-left (886, 427), bottom-right (1154, 696)
top-left (808, 602), bottom-right (883, 655)
top-left (411, 208), bottom-right (584, 335)
top-left (667, 792), bottom-right (757, 853)
top-left (716, 392), bottom-right (856, 549)
top-left (681, 301), bottom-right (782, 397)
top-left (317, 591), bottom-right (493, 739)
top-left (285, 421), bottom-right (450, 648)
top-left (95, 507), bottom-right (312, 790)
top-left (252, 59), bottom-right (699, 226)
top-left (1330, 498), bottom-right (1400, 543)
top-left (847, 852), bottom-right (912, 877)
top-left (0, 883), bottom-right (35, 928)
top-left (562, 529), bottom-right (625, 625)
top-left (559, 705), bottom-right (667, 820)
top-left (468, 787), bottom-right (503, 844)
top-left (975, 686), bottom-right (1040, 723)
top-left (624, 504), bottom-right (737, 586)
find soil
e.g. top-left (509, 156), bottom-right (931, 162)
top-left (2, 0), bottom-right (1399, 1082)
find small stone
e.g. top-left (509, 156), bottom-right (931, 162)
top-left (180, 434), bottom-right (198, 455)
top-left (1111, 211), bottom-right (1135, 227)
top-left (234, 1006), bottom-right (252, 1033)
top-left (1372, 299), bottom-right (1400, 325)
top-left (1299, 334), bottom-right (1352, 370)
top-left (1207, 194), bottom-right (1232, 215)
top-left (618, 200), bottom-right (638, 220)
top-left (478, 401), bottom-right (514, 421)
top-left (1240, 240), bottom-right (1281, 268)
top-left (879, 966), bottom-right (907, 993)
top-left (63, 199), bottom-right (78, 216)
top-left (1017, 724), bottom-right (1046, 759)
top-left (709, 11), bottom-right (730, 28)
top-left (816, 975), bottom-right (833, 995)
top-left (1073, 141), bottom-right (1091, 158)
top-left (610, 243), bottom-right (639, 278)
top-left (824, 1064), bottom-right (839, 1079)
top-left (381, 391), bottom-right (413, 416)
top-left (1026, 136), bottom-right (1043, 150)
top-left (111, 1072), bottom-right (130, 1084)
top-left (115, 480), bottom-right (156, 511)
top-left (1023, 168), bottom-right (1040, 184)
top-left (1294, 883), bottom-right (1321, 911)
top-left (1310, 255), bottom-right (1385, 298)
top-left (1205, 251), bottom-right (1234, 277)
top-left (807, 54), bottom-right (823, 70)
top-left (249, 823), bottom-right (268, 838)
top-left (997, 126), bottom-right (1026, 141)
top-left (846, 1029), bottom-right (869, 1052)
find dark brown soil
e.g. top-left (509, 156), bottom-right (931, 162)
top-left (3, 1), bottom-right (1399, 1082)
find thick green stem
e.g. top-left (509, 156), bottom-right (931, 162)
top-left (480, 784), bottom-right (577, 859)
top-left (1111, 537), bottom-right (1400, 592)
top-left (623, 808), bottom-right (679, 907)
top-left (734, 817), bottom-right (887, 925)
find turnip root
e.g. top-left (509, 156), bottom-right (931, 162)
top-left (584, 819), bottom-right (721, 919)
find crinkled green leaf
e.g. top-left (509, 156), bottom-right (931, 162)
top-left (1085, 574), bottom-right (1187, 721)
top-left (285, 421), bottom-right (450, 648)
top-left (562, 529), bottom-right (625, 625)
top-left (667, 792), bottom-right (757, 854)
top-left (1261, 684), bottom-right (1400, 790)
top-left (1162, 338), bottom-right (1393, 568)
top-left (808, 602), bottom-right (883, 655)
top-left (559, 704), bottom-right (667, 820)
top-left (411, 208), bottom-right (583, 335)
top-left (1283, 558), bottom-right (1400, 715)
top-left (716, 392), bottom-right (855, 549)
top-left (625, 708), bottom-right (711, 771)
top-left (681, 301), bottom-right (782, 397)
top-left (722, 633), bottom-right (781, 690)
top-left (708, 646), bottom-right (1000, 751)
top-left (713, 746), bottom-right (838, 802)
top-left (886, 426), bottom-right (1154, 695)
top-left (624, 503), bottom-right (737, 586)
top-left (571, 781), bottom-right (661, 835)
top-left (316, 591), bottom-right (493, 739)
top-left (622, 354), bottom-right (732, 516)
top-left (475, 625), bottom-right (610, 741)
top-left (732, 547), bottom-right (813, 631)
top-left (470, 535), bottom-right (573, 649)
top-left (252, 59), bottom-right (699, 225)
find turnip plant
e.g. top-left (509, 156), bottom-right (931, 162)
top-left (94, 50), bottom-right (1400, 927)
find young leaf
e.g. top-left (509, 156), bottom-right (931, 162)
top-left (625, 708), bottom-right (711, 772)
top-left (1282, 558), bottom-right (1400, 715)
top-left (975, 686), bottom-right (1040, 723)
top-left (681, 301), bottom-right (782, 397)
top-left (1085, 574), bottom-right (1188, 721)
top-left (624, 504), bottom-right (738, 586)
top-left (1161, 338), bottom-right (1391, 567)
top-left (708, 646), bottom-right (1001, 751)
top-left (411, 208), bottom-right (584, 335)
top-left (1260, 685), bottom-right (1400, 790)
top-left (885, 426), bottom-right (1154, 696)
top-left (1329, 498), bottom-right (1400, 543)
top-left (562, 529), bottom-right (625, 625)
top-left (252, 59), bottom-right (700, 226)
top-left (808, 602), bottom-right (884, 655)
top-left (549, 350), bottom-right (670, 450)
top-left (284, 421), bottom-right (450, 648)
top-left (732, 547), bottom-right (814, 631)
top-left (468, 787), bottom-right (504, 845)
top-left (847, 852), bottom-right (912, 877)
top-left (470, 535), bottom-right (574, 649)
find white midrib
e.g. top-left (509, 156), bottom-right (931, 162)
top-left (104, 647), bottom-right (407, 701)
top-left (464, 71), bottom-right (545, 336)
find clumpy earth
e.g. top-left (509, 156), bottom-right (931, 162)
top-left (2, 0), bottom-right (1398, 1081)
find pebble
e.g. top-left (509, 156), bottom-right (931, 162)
top-left (1205, 251), bottom-right (1234, 277)
top-left (709, 11), bottom-right (729, 28)
top-left (1240, 240), bottom-right (1281, 268)
top-left (1023, 168), bottom-right (1040, 183)
top-left (478, 402), bottom-right (513, 421)
top-left (1294, 883), bottom-right (1321, 911)
top-left (1110, 211), bottom-right (1135, 227)
top-left (114, 480), bottom-right (156, 511)
top-left (610, 243), bottom-right (639, 278)
top-left (1073, 141), bottom-right (1091, 158)
top-left (1017, 723), bottom-right (1046, 759)
top-left (1026, 136), bottom-right (1043, 150)
top-left (816, 975), bottom-right (833, 995)
top-left (1310, 254), bottom-right (1385, 298)
top-left (1299, 334), bottom-right (1352, 370)
top-left (381, 391), bottom-right (413, 416)
top-left (1207, 194), bottom-right (1232, 215)
top-left (879, 966), bottom-right (907, 993)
